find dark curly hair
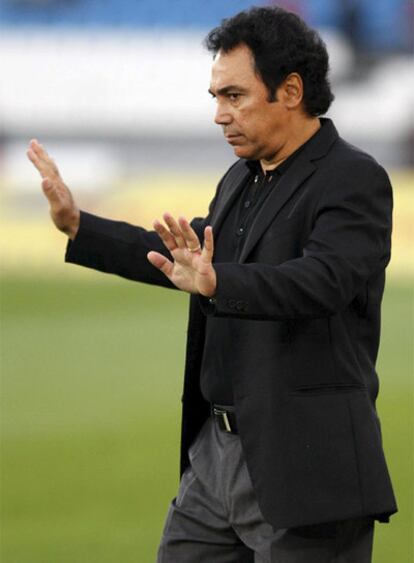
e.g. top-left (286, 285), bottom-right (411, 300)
top-left (204, 6), bottom-right (334, 116)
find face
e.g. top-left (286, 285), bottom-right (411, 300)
top-left (209, 44), bottom-right (292, 162)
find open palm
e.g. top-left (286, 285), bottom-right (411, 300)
top-left (27, 139), bottom-right (80, 239)
top-left (147, 213), bottom-right (217, 297)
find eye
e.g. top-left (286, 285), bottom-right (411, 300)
top-left (228, 93), bottom-right (241, 102)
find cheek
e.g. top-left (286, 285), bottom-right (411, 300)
top-left (238, 109), bottom-right (271, 139)
top-left (244, 122), bottom-right (270, 146)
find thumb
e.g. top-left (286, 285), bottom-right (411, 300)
top-left (147, 251), bottom-right (174, 277)
top-left (41, 178), bottom-right (60, 203)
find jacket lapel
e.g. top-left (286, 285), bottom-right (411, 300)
top-left (238, 118), bottom-right (339, 263)
top-left (210, 118), bottom-right (339, 262)
top-left (239, 154), bottom-right (316, 262)
top-left (210, 162), bottom-right (250, 234)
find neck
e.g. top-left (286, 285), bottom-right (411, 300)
top-left (260, 117), bottom-right (321, 172)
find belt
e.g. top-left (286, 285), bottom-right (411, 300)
top-left (211, 405), bottom-right (238, 434)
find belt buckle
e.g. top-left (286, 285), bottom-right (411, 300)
top-left (213, 407), bottom-right (232, 433)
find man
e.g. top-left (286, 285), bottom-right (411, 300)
top-left (27, 6), bottom-right (397, 562)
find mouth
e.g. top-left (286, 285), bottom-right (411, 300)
top-left (225, 134), bottom-right (244, 145)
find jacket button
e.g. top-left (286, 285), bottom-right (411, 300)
top-left (228, 299), bottom-right (236, 309)
top-left (236, 300), bottom-right (246, 311)
top-left (209, 298), bottom-right (216, 305)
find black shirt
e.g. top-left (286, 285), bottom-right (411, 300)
top-left (200, 140), bottom-right (312, 405)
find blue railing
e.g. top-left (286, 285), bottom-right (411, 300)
top-left (0, 0), bottom-right (412, 52)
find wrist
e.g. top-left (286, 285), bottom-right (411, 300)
top-left (200, 269), bottom-right (217, 298)
top-left (65, 208), bottom-right (80, 240)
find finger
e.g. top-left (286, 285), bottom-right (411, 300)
top-left (28, 140), bottom-right (60, 178)
top-left (27, 146), bottom-right (45, 168)
top-left (178, 216), bottom-right (202, 252)
top-left (163, 213), bottom-right (186, 249)
top-left (29, 139), bottom-right (49, 160)
top-left (27, 147), bottom-right (49, 173)
top-left (27, 149), bottom-right (58, 181)
top-left (27, 148), bottom-right (41, 169)
top-left (153, 219), bottom-right (178, 252)
top-left (28, 139), bottom-right (41, 153)
top-left (147, 251), bottom-right (174, 278)
top-left (29, 138), bottom-right (40, 148)
top-left (201, 226), bottom-right (214, 263)
top-left (29, 140), bottom-right (50, 165)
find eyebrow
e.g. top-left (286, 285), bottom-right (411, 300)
top-left (208, 85), bottom-right (247, 96)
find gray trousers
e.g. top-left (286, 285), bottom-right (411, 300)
top-left (157, 415), bottom-right (374, 563)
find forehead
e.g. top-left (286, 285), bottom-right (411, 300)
top-left (210, 44), bottom-right (262, 91)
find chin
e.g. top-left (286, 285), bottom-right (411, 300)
top-left (232, 145), bottom-right (257, 160)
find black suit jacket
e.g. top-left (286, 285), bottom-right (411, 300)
top-left (66, 119), bottom-right (397, 529)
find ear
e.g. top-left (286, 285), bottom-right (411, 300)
top-left (280, 72), bottom-right (303, 109)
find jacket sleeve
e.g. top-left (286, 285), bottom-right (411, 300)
top-left (202, 161), bottom-right (393, 320)
top-left (65, 211), bottom-right (175, 287)
top-left (65, 182), bottom-right (222, 287)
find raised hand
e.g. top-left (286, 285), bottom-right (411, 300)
top-left (147, 213), bottom-right (217, 297)
top-left (27, 139), bottom-right (80, 240)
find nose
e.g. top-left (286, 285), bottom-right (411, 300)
top-left (214, 102), bottom-right (232, 126)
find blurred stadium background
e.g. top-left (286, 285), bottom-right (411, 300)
top-left (0, 1), bottom-right (413, 561)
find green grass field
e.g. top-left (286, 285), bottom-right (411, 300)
top-left (1, 274), bottom-right (413, 562)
